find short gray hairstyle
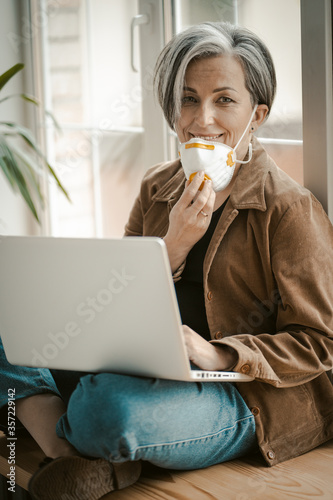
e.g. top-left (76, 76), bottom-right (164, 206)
top-left (154, 22), bottom-right (276, 129)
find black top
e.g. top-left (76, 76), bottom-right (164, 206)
top-left (174, 199), bottom-right (228, 341)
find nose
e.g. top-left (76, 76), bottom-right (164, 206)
top-left (194, 101), bottom-right (215, 128)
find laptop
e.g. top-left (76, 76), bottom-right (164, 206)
top-left (0, 235), bottom-right (253, 382)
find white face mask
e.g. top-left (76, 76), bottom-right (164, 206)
top-left (178, 105), bottom-right (258, 192)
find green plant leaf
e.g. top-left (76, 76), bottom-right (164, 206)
top-left (0, 121), bottom-right (70, 202)
top-left (45, 109), bottom-right (62, 134)
top-left (0, 93), bottom-right (40, 106)
top-left (0, 94), bottom-right (62, 134)
top-left (0, 63), bottom-right (24, 92)
top-left (0, 135), bottom-right (39, 222)
top-left (0, 63), bottom-right (70, 223)
top-left (45, 162), bottom-right (71, 202)
top-left (0, 154), bottom-right (16, 189)
top-left (0, 121), bottom-right (37, 150)
top-left (0, 136), bottom-right (16, 188)
top-left (7, 140), bottom-right (43, 176)
top-left (11, 144), bottom-right (45, 204)
top-left (19, 93), bottom-right (40, 106)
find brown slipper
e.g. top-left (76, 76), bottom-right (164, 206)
top-left (28, 456), bottom-right (141, 500)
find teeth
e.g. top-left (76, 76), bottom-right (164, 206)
top-left (194, 135), bottom-right (221, 140)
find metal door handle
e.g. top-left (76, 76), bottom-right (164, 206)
top-left (131, 14), bottom-right (150, 72)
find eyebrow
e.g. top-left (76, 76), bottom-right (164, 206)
top-left (183, 86), bottom-right (238, 94)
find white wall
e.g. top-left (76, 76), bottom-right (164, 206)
top-left (0, 0), bottom-right (39, 235)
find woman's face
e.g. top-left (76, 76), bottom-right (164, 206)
top-left (175, 54), bottom-right (267, 162)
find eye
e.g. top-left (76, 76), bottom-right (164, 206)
top-left (181, 95), bottom-right (197, 105)
top-left (217, 96), bottom-right (233, 104)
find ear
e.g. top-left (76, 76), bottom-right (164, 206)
top-left (251, 104), bottom-right (269, 132)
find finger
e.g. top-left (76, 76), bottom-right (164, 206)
top-left (201, 185), bottom-right (216, 213)
top-left (178, 172), bottom-right (206, 208)
top-left (196, 197), bottom-right (215, 221)
top-left (194, 187), bottom-right (215, 221)
top-left (190, 179), bottom-right (214, 214)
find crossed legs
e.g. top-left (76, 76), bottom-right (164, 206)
top-left (56, 372), bottom-right (257, 470)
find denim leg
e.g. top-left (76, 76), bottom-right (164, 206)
top-left (50, 369), bottom-right (95, 406)
top-left (56, 373), bottom-right (256, 470)
top-left (0, 336), bottom-right (61, 431)
top-left (0, 336), bottom-right (60, 408)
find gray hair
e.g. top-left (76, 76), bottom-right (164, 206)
top-left (154, 22), bottom-right (276, 129)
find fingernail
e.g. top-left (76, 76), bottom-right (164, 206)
top-left (198, 171), bottom-right (204, 178)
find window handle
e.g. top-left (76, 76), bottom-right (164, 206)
top-left (131, 14), bottom-right (150, 72)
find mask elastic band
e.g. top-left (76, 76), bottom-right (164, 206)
top-left (234, 104), bottom-right (258, 152)
top-left (237, 143), bottom-right (253, 164)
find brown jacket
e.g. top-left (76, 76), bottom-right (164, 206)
top-left (124, 137), bottom-right (333, 466)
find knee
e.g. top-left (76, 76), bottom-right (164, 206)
top-left (71, 373), bottom-right (136, 428)
top-left (57, 373), bottom-right (144, 458)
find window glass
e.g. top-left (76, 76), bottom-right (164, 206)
top-left (42, 0), bottom-right (145, 237)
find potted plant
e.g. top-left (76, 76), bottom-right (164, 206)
top-left (0, 63), bottom-right (70, 224)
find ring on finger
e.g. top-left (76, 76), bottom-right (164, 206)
top-left (200, 210), bottom-right (209, 217)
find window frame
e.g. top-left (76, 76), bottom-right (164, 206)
top-left (301, 0), bottom-right (333, 221)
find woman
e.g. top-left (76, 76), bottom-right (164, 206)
top-left (1, 21), bottom-right (333, 500)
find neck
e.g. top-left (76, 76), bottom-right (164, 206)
top-left (213, 174), bottom-right (237, 210)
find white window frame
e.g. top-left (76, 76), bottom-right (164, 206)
top-left (301, 0), bottom-right (333, 222)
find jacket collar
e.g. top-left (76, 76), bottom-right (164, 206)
top-left (151, 137), bottom-right (270, 212)
top-left (151, 164), bottom-right (186, 207)
top-left (229, 137), bottom-right (269, 212)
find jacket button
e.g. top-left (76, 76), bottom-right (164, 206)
top-left (215, 331), bottom-right (223, 339)
top-left (251, 407), bottom-right (260, 416)
top-left (207, 291), bottom-right (213, 301)
top-left (240, 364), bottom-right (251, 374)
top-left (267, 450), bottom-right (275, 460)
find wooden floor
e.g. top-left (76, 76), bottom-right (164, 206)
top-left (1, 430), bottom-right (333, 499)
top-left (105, 442), bottom-right (333, 500)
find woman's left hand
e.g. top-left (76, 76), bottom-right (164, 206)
top-left (182, 325), bottom-right (238, 371)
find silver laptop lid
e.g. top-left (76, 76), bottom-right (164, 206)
top-left (0, 236), bottom-right (192, 380)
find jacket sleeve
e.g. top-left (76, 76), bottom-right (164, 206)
top-left (211, 194), bottom-right (333, 387)
top-left (123, 164), bottom-right (187, 281)
top-left (124, 193), bottom-right (144, 237)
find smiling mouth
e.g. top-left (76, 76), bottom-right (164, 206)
top-left (190, 134), bottom-right (223, 140)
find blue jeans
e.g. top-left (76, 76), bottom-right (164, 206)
top-left (56, 372), bottom-right (257, 470)
top-left (1, 337), bottom-right (256, 469)
top-left (0, 336), bottom-right (60, 431)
